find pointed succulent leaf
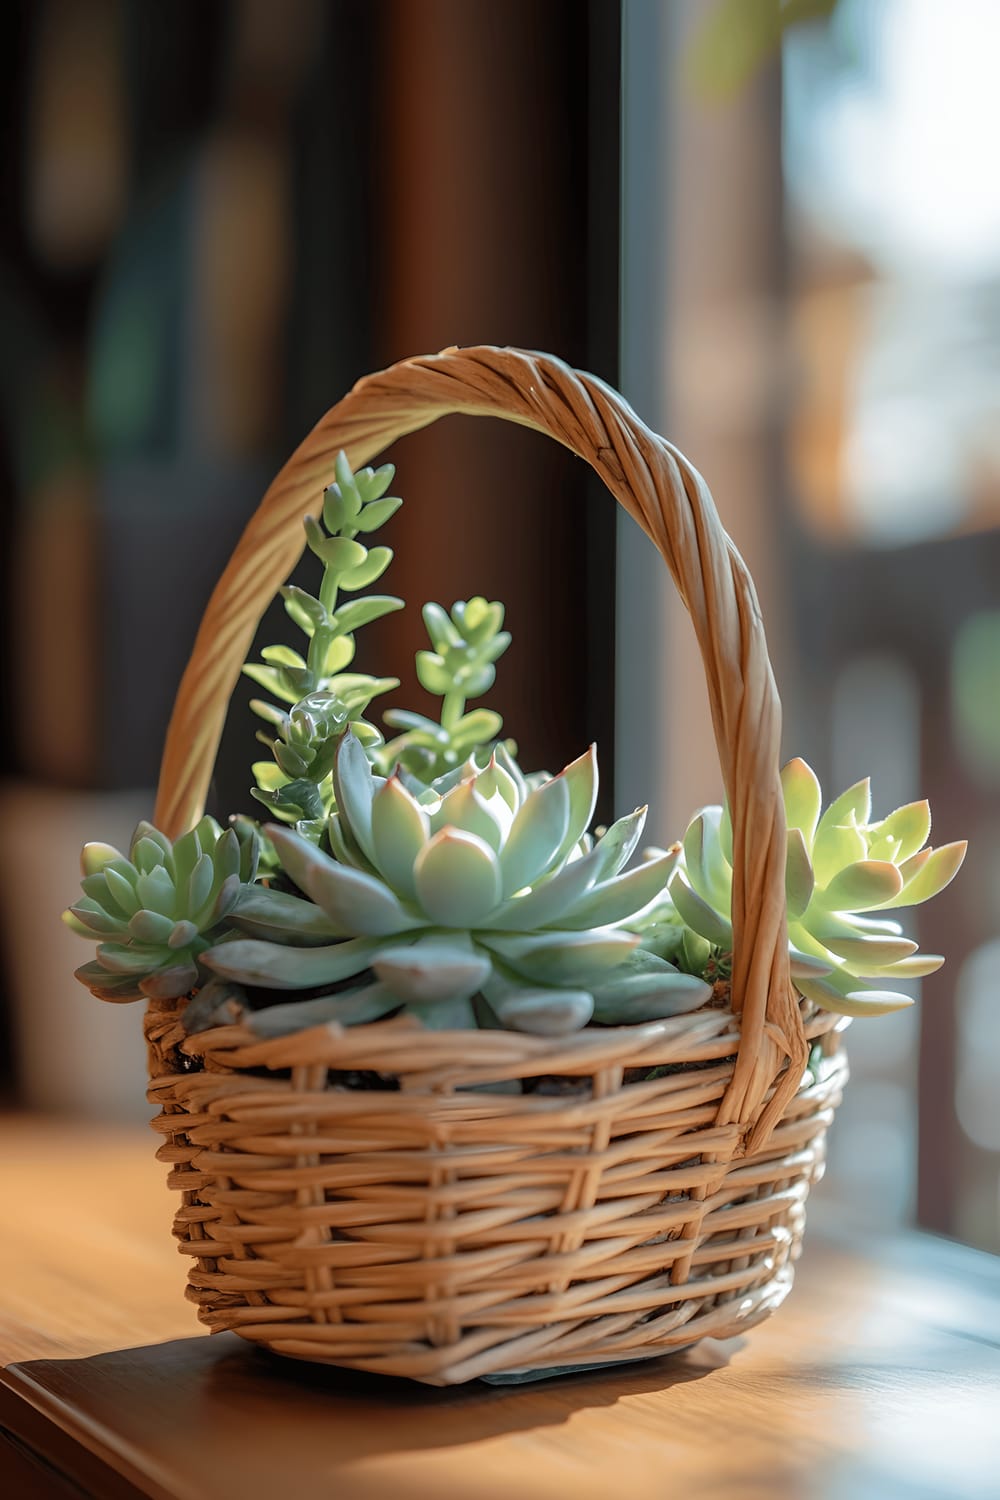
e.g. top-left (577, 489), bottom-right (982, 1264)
top-left (483, 927), bottom-right (638, 985)
top-left (127, 909), bottom-right (176, 945)
top-left (80, 841), bottom-right (124, 877)
top-left (811, 821), bottom-right (868, 888)
top-left (186, 853), bottom-right (215, 916)
top-left (781, 758), bottom-right (822, 841)
top-left (327, 811), bottom-right (377, 875)
top-left (135, 867), bottom-right (178, 919)
top-left (668, 873), bottom-right (734, 949)
top-left (433, 779), bottom-right (504, 850)
top-left (333, 730), bottom-right (378, 862)
top-left (549, 745), bottom-right (598, 864)
top-left (795, 974), bottom-right (914, 1017)
top-left (867, 800), bottom-right (932, 864)
top-left (352, 495), bottom-right (403, 532)
top-left (96, 942), bottom-right (166, 976)
top-left (101, 865), bottom-right (142, 917)
top-left (880, 841), bottom-right (967, 908)
top-left (558, 849), bottom-right (678, 931)
top-left (372, 937), bottom-right (491, 1003)
top-left (132, 836), bottom-right (169, 875)
top-left (66, 902), bottom-right (120, 936)
top-left (499, 775), bottom-right (570, 895)
top-left (414, 829), bottom-right (502, 927)
top-left (230, 883), bottom-right (347, 943)
top-left (331, 594), bottom-right (404, 635)
top-left (785, 827), bottom-right (814, 920)
top-left (788, 948), bottom-right (834, 979)
top-left (371, 774), bottom-right (430, 897)
top-left (587, 808), bottom-right (648, 883)
top-left (816, 777), bottom-right (872, 838)
top-left (864, 953), bottom-right (945, 980)
top-left (481, 843), bottom-right (603, 931)
top-left (820, 860), bottom-right (904, 912)
top-left (73, 961), bottom-right (144, 1002)
top-left (818, 933), bottom-right (918, 972)
top-left (266, 825), bottom-right (420, 936)
top-left (181, 977), bottom-right (248, 1033)
top-left (168, 919), bottom-right (200, 950)
top-left (682, 807), bottom-right (731, 912)
top-left (201, 934), bottom-right (379, 989)
top-left (209, 873), bottom-right (241, 924)
top-left (247, 983), bottom-right (401, 1037)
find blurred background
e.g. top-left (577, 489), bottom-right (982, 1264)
top-left (0, 0), bottom-right (996, 1254)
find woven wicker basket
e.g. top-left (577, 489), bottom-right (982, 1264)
top-left (145, 346), bottom-right (846, 1386)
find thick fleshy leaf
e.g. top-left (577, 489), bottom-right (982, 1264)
top-left (327, 811), bottom-right (377, 875)
top-left (97, 866), bottom-right (140, 917)
top-left (864, 953), bottom-right (945, 980)
top-left (667, 873), bottom-right (733, 949)
top-left (818, 933), bottom-right (918, 973)
top-left (333, 731), bottom-right (378, 861)
top-left (781, 758), bottom-right (822, 840)
top-left (66, 902), bottom-right (120, 936)
top-left (499, 776), bottom-right (570, 895)
top-left (432, 779), bottom-right (505, 850)
top-left (867, 800), bottom-right (931, 864)
top-left (880, 841), bottom-right (967, 908)
top-left (816, 777), bottom-right (871, 840)
top-left (80, 841), bottom-right (124, 877)
top-left (128, 909), bottom-right (175, 945)
top-left (372, 937), bottom-right (490, 1003)
top-left (472, 753), bottom-right (521, 815)
top-left (586, 807), bottom-right (648, 884)
top-left (201, 934), bottom-right (379, 989)
top-left (479, 845), bottom-right (600, 932)
top-left (186, 853), bottom-right (215, 917)
top-left (785, 828), bottom-right (814, 920)
top-left (811, 821), bottom-right (867, 888)
top-left (371, 774), bottom-right (430, 897)
top-left (230, 884), bottom-right (346, 943)
top-left (407, 995), bottom-right (479, 1030)
top-left (591, 969), bottom-right (712, 1022)
top-left (168, 919), bottom-right (199, 950)
top-left (96, 942), bottom-right (164, 975)
top-left (557, 850), bottom-right (678, 931)
top-left (483, 927), bottom-right (638, 985)
top-left (414, 829), bottom-right (503, 927)
top-left (267, 825), bottom-right (420, 936)
top-left (551, 745), bottom-right (599, 865)
top-left (181, 978), bottom-right (247, 1033)
top-left (135, 867), bottom-right (178, 919)
top-left (788, 948), bottom-right (833, 979)
top-left (138, 962), bottom-right (200, 1000)
top-left (795, 973), bottom-right (914, 1017)
top-left (132, 837), bottom-right (169, 875)
top-left (247, 983), bottom-right (401, 1037)
top-left (73, 961), bottom-right (144, 1002)
top-left (489, 986), bottom-right (594, 1036)
top-left (682, 807), bottom-right (731, 912)
top-left (820, 860), bottom-right (904, 912)
top-left (339, 544), bottom-right (392, 591)
top-left (212, 828), bottom-right (241, 881)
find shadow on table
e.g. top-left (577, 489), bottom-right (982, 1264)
top-left (14, 1330), bottom-right (744, 1468)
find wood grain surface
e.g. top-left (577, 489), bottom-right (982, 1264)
top-left (0, 1113), bottom-right (996, 1500)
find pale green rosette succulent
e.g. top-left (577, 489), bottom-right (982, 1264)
top-left (204, 733), bottom-right (710, 1036)
top-left (63, 817), bottom-right (257, 1002)
top-left (666, 758), bottom-right (967, 1018)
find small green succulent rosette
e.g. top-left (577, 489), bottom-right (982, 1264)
top-left (63, 817), bottom-right (259, 1002)
top-left (204, 732), bottom-right (710, 1038)
top-left (664, 758), bottom-right (967, 1018)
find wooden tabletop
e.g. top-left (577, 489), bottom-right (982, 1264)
top-left (1, 1113), bottom-right (997, 1500)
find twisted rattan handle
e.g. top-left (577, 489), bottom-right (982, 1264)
top-left (154, 346), bottom-right (806, 1144)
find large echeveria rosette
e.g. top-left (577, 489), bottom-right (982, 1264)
top-left (205, 733), bottom-right (710, 1036)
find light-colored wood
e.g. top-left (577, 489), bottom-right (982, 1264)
top-left (2, 1115), bottom-right (997, 1500)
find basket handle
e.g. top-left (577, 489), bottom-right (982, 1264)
top-left (154, 346), bottom-right (806, 1145)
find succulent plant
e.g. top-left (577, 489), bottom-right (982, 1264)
top-left (374, 598), bottom-right (513, 781)
top-left (664, 759), bottom-right (967, 1017)
top-left (204, 733), bottom-right (710, 1035)
top-left (245, 452), bottom-right (403, 833)
top-left (63, 817), bottom-right (258, 1001)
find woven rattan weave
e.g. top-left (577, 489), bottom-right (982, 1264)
top-left (145, 346), bottom-right (846, 1385)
